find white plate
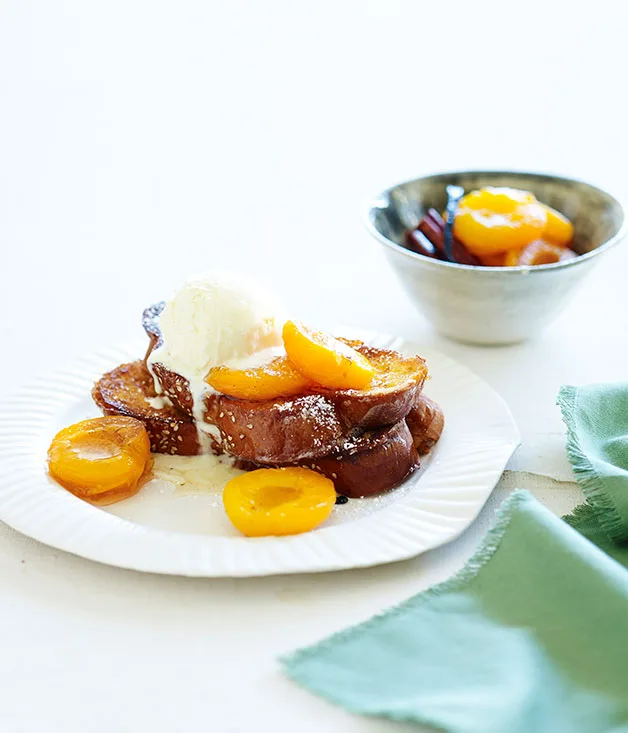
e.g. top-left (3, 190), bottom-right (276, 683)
top-left (0, 331), bottom-right (519, 577)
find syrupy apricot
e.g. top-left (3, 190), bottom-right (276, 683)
top-left (48, 416), bottom-right (152, 505)
top-left (454, 187), bottom-right (547, 256)
top-left (512, 239), bottom-right (577, 267)
top-left (503, 248), bottom-right (524, 267)
top-left (222, 467), bottom-right (336, 537)
top-left (206, 356), bottom-right (313, 400)
top-left (480, 238), bottom-right (577, 268)
top-left (282, 321), bottom-right (375, 390)
top-left (541, 204), bottom-right (575, 246)
top-left (478, 252), bottom-right (508, 267)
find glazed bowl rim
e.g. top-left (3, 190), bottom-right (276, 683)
top-left (363, 169), bottom-right (627, 274)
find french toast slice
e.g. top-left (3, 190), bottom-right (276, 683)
top-left (199, 341), bottom-right (427, 460)
top-left (406, 394), bottom-right (445, 456)
top-left (301, 419), bottom-right (419, 498)
top-left (238, 420), bottom-right (419, 499)
top-left (143, 304), bottom-right (427, 429)
top-left (200, 371), bottom-right (431, 466)
top-left (311, 395), bottom-right (443, 498)
top-left (92, 361), bottom-right (442, 496)
top-left (235, 397), bottom-right (443, 498)
top-left (92, 361), bottom-right (201, 456)
top-left (204, 392), bottom-right (345, 464)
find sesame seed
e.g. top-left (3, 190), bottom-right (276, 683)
top-left (219, 412), bottom-right (224, 418)
top-left (246, 424), bottom-right (253, 429)
top-left (331, 473), bottom-right (337, 479)
top-left (336, 456), bottom-right (342, 461)
top-left (170, 448), bottom-right (176, 454)
top-left (173, 424), bottom-right (179, 431)
top-left (177, 435), bottom-right (183, 442)
top-left (163, 430), bottom-right (170, 436)
top-left (239, 434), bottom-right (244, 439)
top-left (176, 385), bottom-right (182, 392)
top-left (231, 416), bottom-right (236, 423)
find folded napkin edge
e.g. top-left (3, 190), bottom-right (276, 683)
top-left (281, 489), bottom-right (533, 674)
top-left (557, 385), bottom-right (627, 544)
top-left (280, 667), bottom-right (450, 731)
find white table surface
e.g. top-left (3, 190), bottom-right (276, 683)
top-left (0, 2), bottom-right (626, 731)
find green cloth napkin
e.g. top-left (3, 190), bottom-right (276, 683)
top-left (559, 384), bottom-right (628, 566)
top-left (282, 384), bottom-right (628, 732)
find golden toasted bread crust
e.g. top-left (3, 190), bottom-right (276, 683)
top-left (323, 340), bottom-right (427, 428)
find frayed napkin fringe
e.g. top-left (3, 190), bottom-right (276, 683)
top-left (557, 386), bottom-right (628, 544)
top-left (281, 489), bottom-right (531, 713)
top-left (563, 501), bottom-right (596, 529)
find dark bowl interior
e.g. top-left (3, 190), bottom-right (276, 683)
top-left (369, 171), bottom-right (625, 257)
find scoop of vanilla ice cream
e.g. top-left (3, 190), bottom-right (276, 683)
top-left (153, 271), bottom-right (284, 379)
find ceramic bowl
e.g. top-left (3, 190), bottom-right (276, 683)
top-left (364, 171), bottom-right (626, 345)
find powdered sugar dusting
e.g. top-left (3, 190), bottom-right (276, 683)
top-left (274, 395), bottom-right (341, 457)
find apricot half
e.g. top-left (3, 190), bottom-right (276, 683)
top-left (541, 204), bottom-right (575, 246)
top-left (510, 239), bottom-right (577, 267)
top-left (282, 320), bottom-right (375, 390)
top-left (206, 356), bottom-right (313, 400)
top-left (454, 187), bottom-right (547, 256)
top-left (223, 467), bottom-right (336, 537)
top-left (478, 252), bottom-right (508, 267)
top-left (48, 416), bottom-right (152, 505)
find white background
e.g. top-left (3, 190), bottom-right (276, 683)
top-left (0, 1), bottom-right (626, 731)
